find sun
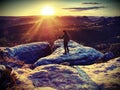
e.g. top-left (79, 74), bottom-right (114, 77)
top-left (41, 6), bottom-right (55, 16)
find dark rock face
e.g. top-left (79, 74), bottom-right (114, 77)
top-left (0, 65), bottom-right (16, 90)
top-left (6, 42), bottom-right (51, 64)
top-left (34, 39), bottom-right (104, 67)
top-left (101, 52), bottom-right (114, 62)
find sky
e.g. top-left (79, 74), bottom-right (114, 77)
top-left (0, 0), bottom-right (120, 16)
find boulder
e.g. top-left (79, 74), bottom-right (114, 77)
top-left (34, 39), bottom-right (104, 67)
top-left (6, 42), bottom-right (51, 64)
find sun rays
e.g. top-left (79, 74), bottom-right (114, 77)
top-left (21, 5), bottom-right (62, 43)
top-left (22, 16), bottom-right (61, 43)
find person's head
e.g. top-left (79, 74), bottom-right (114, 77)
top-left (63, 30), bottom-right (67, 34)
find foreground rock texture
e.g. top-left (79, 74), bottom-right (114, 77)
top-left (80, 57), bottom-right (120, 90)
top-left (6, 42), bottom-right (51, 64)
top-left (0, 58), bottom-right (119, 90)
top-left (15, 57), bottom-right (120, 90)
top-left (17, 64), bottom-right (98, 90)
top-left (34, 39), bottom-right (104, 67)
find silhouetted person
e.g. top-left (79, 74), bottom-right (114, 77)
top-left (63, 30), bottom-right (70, 54)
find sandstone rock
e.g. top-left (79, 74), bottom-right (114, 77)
top-left (6, 42), bottom-right (51, 64)
top-left (34, 39), bottom-right (104, 67)
top-left (28, 64), bottom-right (98, 90)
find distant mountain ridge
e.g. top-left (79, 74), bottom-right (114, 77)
top-left (0, 16), bottom-right (120, 47)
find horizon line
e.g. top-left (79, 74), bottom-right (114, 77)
top-left (0, 15), bottom-right (120, 17)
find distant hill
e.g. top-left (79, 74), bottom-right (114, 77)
top-left (0, 16), bottom-right (120, 46)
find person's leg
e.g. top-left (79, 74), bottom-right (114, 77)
top-left (64, 43), bottom-right (67, 54)
top-left (66, 42), bottom-right (69, 53)
top-left (67, 46), bottom-right (69, 53)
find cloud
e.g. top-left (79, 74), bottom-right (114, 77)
top-left (62, 6), bottom-right (106, 12)
top-left (82, 2), bottom-right (101, 4)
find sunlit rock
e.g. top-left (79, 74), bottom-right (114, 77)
top-left (80, 57), bottom-right (120, 90)
top-left (52, 39), bottom-right (82, 50)
top-left (6, 42), bottom-right (51, 64)
top-left (34, 39), bottom-right (104, 67)
top-left (28, 64), bottom-right (98, 90)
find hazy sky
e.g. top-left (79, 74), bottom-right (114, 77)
top-left (0, 0), bottom-right (120, 16)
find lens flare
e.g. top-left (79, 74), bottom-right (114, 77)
top-left (41, 6), bottom-right (55, 16)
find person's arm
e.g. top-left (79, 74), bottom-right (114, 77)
top-left (58, 34), bottom-right (64, 39)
